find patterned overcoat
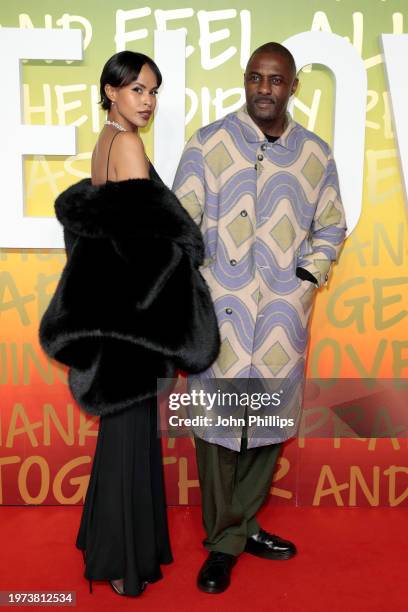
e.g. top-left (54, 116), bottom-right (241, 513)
top-left (173, 105), bottom-right (346, 450)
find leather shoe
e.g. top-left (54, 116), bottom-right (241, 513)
top-left (244, 529), bottom-right (296, 560)
top-left (197, 551), bottom-right (237, 594)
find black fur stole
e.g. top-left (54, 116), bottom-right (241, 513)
top-left (39, 178), bottom-right (220, 416)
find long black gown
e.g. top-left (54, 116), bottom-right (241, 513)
top-left (76, 162), bottom-right (173, 596)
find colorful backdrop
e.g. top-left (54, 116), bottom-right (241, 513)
top-left (1, 0), bottom-right (408, 506)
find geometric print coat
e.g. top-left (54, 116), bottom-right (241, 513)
top-left (173, 104), bottom-right (346, 450)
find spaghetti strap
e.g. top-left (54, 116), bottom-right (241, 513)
top-left (106, 131), bottom-right (122, 181)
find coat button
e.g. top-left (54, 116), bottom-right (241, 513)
top-left (261, 143), bottom-right (267, 151)
top-left (257, 154), bottom-right (264, 161)
top-left (225, 308), bottom-right (233, 315)
top-left (240, 210), bottom-right (248, 217)
top-left (230, 259), bottom-right (237, 266)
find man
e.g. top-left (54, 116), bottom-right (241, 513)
top-left (173, 42), bottom-right (346, 594)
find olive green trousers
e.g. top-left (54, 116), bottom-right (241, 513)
top-left (194, 436), bottom-right (282, 556)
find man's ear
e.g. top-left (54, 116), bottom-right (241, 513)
top-left (291, 78), bottom-right (299, 96)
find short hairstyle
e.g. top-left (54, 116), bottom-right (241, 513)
top-left (99, 50), bottom-right (162, 111)
top-left (247, 42), bottom-right (297, 78)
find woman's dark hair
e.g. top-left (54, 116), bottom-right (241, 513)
top-left (100, 51), bottom-right (162, 111)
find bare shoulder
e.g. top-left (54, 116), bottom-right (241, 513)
top-left (114, 131), bottom-right (144, 151)
top-left (111, 131), bottom-right (149, 180)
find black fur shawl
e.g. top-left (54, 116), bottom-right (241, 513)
top-left (39, 178), bottom-right (220, 416)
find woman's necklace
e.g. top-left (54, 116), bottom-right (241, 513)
top-left (104, 120), bottom-right (127, 132)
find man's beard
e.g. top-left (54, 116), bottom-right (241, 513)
top-left (248, 98), bottom-right (278, 124)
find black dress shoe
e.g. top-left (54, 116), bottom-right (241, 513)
top-left (244, 529), bottom-right (297, 560)
top-left (197, 552), bottom-right (237, 594)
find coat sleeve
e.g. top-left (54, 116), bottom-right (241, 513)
top-left (39, 233), bottom-right (219, 416)
top-left (296, 150), bottom-right (347, 287)
top-left (39, 233), bottom-right (183, 367)
top-left (172, 132), bottom-right (205, 226)
top-left (111, 236), bottom-right (183, 310)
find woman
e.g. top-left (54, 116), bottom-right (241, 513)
top-left (39, 51), bottom-right (220, 597)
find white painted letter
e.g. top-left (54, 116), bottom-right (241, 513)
top-left (382, 34), bottom-right (408, 217)
top-left (284, 31), bottom-right (367, 234)
top-left (154, 30), bottom-right (186, 187)
top-left (0, 28), bottom-right (82, 248)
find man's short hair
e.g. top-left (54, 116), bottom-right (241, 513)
top-left (247, 42), bottom-right (297, 78)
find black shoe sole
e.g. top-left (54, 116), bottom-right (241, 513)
top-left (197, 581), bottom-right (230, 594)
top-left (244, 546), bottom-right (297, 560)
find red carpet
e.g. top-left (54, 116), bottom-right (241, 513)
top-left (0, 505), bottom-right (405, 611)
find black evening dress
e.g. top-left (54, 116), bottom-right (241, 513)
top-left (76, 163), bottom-right (173, 596)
